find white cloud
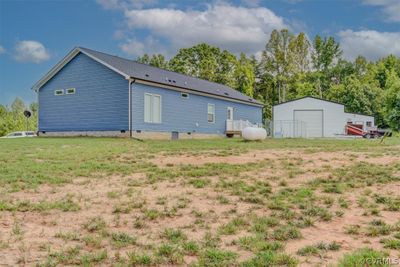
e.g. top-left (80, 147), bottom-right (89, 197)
top-left (0, 45), bottom-right (5, 54)
top-left (14, 40), bottom-right (50, 63)
top-left (97, 0), bottom-right (157, 10)
top-left (338, 29), bottom-right (400, 60)
top-left (363, 0), bottom-right (400, 22)
top-left (120, 39), bottom-right (145, 56)
top-left (121, 3), bottom-right (287, 56)
top-left (120, 36), bottom-right (167, 57)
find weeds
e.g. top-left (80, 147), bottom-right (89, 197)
top-left (1, 137), bottom-right (399, 266)
top-left (297, 241), bottom-right (341, 256)
top-left (337, 248), bottom-right (389, 267)
top-left (196, 248), bottom-right (238, 267)
top-left (111, 232), bottom-right (136, 247)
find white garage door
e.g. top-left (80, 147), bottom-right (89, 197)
top-left (294, 110), bottom-right (323, 137)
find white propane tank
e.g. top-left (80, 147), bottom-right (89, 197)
top-left (242, 127), bottom-right (267, 141)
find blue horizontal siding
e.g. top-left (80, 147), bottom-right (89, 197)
top-left (131, 83), bottom-right (262, 134)
top-left (39, 53), bottom-right (128, 131)
top-left (39, 52), bottom-right (262, 134)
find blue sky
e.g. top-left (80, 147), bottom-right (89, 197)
top-left (1, 0), bottom-right (399, 105)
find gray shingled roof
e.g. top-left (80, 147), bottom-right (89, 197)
top-left (79, 47), bottom-right (263, 106)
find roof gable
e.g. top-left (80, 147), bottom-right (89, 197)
top-left (32, 47), bottom-right (130, 91)
top-left (33, 47), bottom-right (263, 106)
top-left (273, 96), bottom-right (343, 107)
top-left (273, 96), bottom-right (374, 117)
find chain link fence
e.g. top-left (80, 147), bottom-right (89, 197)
top-left (269, 120), bottom-right (307, 138)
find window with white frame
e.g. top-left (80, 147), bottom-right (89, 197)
top-left (54, 89), bottom-right (64, 96)
top-left (366, 121), bottom-right (372, 127)
top-left (207, 103), bottom-right (215, 123)
top-left (66, 88), bottom-right (76, 94)
top-left (144, 93), bottom-right (161, 123)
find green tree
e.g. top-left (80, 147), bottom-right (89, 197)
top-left (137, 54), bottom-right (150, 64)
top-left (383, 71), bottom-right (400, 130)
top-left (327, 75), bottom-right (378, 115)
top-left (312, 35), bottom-right (342, 97)
top-left (137, 54), bottom-right (169, 69)
top-left (291, 73), bottom-right (319, 98)
top-left (30, 102), bottom-right (38, 113)
top-left (261, 29), bottom-right (294, 103)
top-left (0, 99), bottom-right (38, 136)
top-left (163, 39), bottom-right (399, 130)
top-left (169, 43), bottom-right (237, 88)
top-left (354, 56), bottom-right (368, 77)
top-left (289, 32), bottom-right (310, 73)
top-left (11, 97), bottom-right (26, 113)
top-left (235, 53), bottom-right (255, 97)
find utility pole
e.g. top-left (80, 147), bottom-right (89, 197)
top-left (23, 110), bottom-right (32, 131)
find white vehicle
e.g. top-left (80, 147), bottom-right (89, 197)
top-left (0, 131), bottom-right (37, 138)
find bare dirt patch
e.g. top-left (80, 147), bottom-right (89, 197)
top-left (1, 143), bottom-right (399, 266)
top-left (151, 149), bottom-right (398, 168)
top-left (285, 182), bottom-right (400, 266)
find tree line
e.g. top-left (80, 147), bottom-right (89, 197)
top-left (0, 98), bottom-right (38, 136)
top-left (1, 28), bottom-right (399, 136)
top-left (138, 29), bottom-right (400, 130)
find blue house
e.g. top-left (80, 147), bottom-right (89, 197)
top-left (32, 47), bottom-right (263, 139)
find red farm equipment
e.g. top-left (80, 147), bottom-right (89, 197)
top-left (346, 123), bottom-right (392, 139)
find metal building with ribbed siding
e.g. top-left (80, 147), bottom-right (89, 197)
top-left (272, 96), bottom-right (375, 138)
top-left (32, 47), bottom-right (263, 139)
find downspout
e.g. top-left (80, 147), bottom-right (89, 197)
top-left (36, 89), bottom-right (39, 134)
top-left (128, 78), bottom-right (136, 138)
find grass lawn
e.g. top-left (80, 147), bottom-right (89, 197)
top-left (0, 137), bottom-right (399, 266)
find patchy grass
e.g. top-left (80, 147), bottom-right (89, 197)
top-left (297, 241), bottom-right (341, 256)
top-left (111, 232), bottom-right (136, 248)
top-left (0, 137), bottom-right (399, 266)
top-left (337, 248), bottom-right (390, 267)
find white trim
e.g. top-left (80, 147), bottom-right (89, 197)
top-left (207, 103), bottom-right (215, 123)
top-left (135, 79), bottom-right (263, 107)
top-left (32, 47), bottom-right (129, 91)
top-left (144, 93), bottom-right (162, 124)
top-left (65, 88), bottom-right (76, 95)
top-left (54, 89), bottom-right (64, 96)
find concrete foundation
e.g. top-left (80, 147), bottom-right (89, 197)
top-left (38, 131), bottom-right (130, 137)
top-left (131, 131), bottom-right (223, 140)
top-left (38, 130), bottom-right (224, 140)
